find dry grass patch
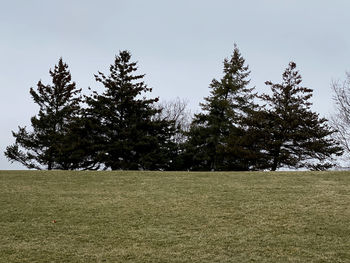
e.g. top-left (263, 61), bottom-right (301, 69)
top-left (0, 170), bottom-right (350, 262)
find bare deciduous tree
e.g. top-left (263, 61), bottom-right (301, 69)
top-left (155, 97), bottom-right (192, 144)
top-left (331, 72), bottom-right (350, 157)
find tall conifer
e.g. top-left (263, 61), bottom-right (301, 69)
top-left (185, 45), bottom-right (258, 170)
top-left (5, 58), bottom-right (82, 169)
top-left (85, 51), bottom-right (176, 170)
top-left (260, 62), bottom-right (343, 170)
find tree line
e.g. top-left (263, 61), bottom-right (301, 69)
top-left (5, 45), bottom-right (344, 171)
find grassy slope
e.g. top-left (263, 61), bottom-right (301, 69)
top-left (0, 170), bottom-right (350, 262)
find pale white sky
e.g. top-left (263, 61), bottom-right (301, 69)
top-left (1, 0), bottom-right (350, 169)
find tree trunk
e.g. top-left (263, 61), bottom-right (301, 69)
top-left (271, 160), bottom-right (277, 171)
top-left (271, 147), bottom-right (280, 171)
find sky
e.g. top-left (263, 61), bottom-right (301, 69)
top-left (1, 0), bottom-right (350, 169)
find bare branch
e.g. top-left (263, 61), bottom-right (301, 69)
top-left (330, 72), bottom-right (350, 159)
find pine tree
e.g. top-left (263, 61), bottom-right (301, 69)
top-left (84, 50), bottom-right (176, 170)
top-left (260, 62), bottom-right (343, 170)
top-left (185, 44), bottom-right (258, 170)
top-left (5, 58), bottom-right (82, 170)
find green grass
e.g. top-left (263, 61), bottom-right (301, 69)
top-left (0, 170), bottom-right (350, 262)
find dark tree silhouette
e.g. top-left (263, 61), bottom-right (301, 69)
top-left (185, 44), bottom-right (259, 170)
top-left (84, 50), bottom-right (176, 170)
top-left (260, 62), bottom-right (343, 170)
top-left (5, 58), bottom-right (82, 169)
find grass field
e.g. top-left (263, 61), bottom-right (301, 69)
top-left (0, 170), bottom-right (350, 262)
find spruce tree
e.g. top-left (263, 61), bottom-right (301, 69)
top-left (260, 62), bottom-right (343, 170)
top-left (5, 58), bottom-right (82, 170)
top-left (85, 50), bottom-right (176, 170)
top-left (185, 44), bottom-right (258, 170)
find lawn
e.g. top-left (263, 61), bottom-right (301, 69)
top-left (0, 170), bottom-right (350, 262)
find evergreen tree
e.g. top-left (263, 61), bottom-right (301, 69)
top-left (185, 44), bottom-right (258, 170)
top-left (85, 50), bottom-right (176, 170)
top-left (260, 62), bottom-right (343, 170)
top-left (5, 58), bottom-right (82, 170)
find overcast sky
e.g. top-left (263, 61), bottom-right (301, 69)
top-left (1, 0), bottom-right (350, 169)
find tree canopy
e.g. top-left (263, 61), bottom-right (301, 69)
top-left (259, 62), bottom-right (343, 170)
top-left (184, 44), bottom-right (259, 170)
top-left (83, 50), bottom-right (176, 170)
top-left (5, 48), bottom-right (343, 171)
top-left (5, 58), bottom-right (82, 169)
